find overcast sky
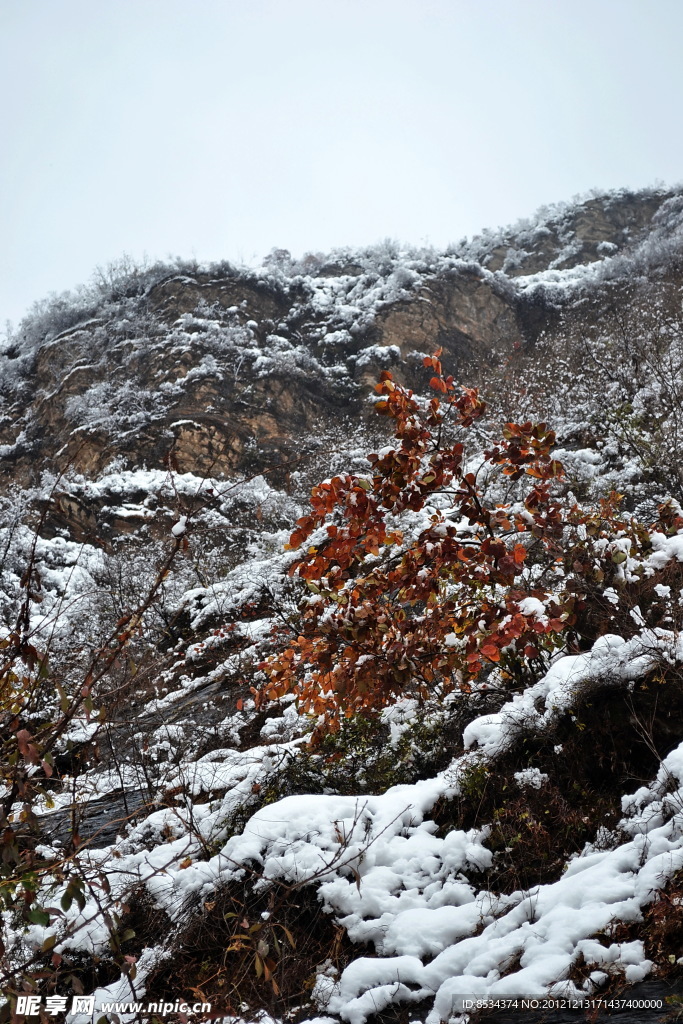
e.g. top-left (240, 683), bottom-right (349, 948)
top-left (1, 0), bottom-right (682, 328)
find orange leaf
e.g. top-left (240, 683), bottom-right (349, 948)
top-left (513, 544), bottom-right (527, 565)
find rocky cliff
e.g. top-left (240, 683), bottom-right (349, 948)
top-left (3, 186), bottom-right (681, 493)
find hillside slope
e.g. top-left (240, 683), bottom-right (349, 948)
top-left (2, 186), bottom-right (683, 1023)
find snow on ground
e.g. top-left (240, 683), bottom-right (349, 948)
top-left (13, 622), bottom-right (683, 1023)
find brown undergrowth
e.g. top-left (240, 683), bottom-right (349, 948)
top-left (139, 667), bottom-right (683, 1021)
top-left (643, 871), bottom-right (683, 972)
top-left (145, 878), bottom-right (356, 1022)
top-left (434, 665), bottom-right (683, 895)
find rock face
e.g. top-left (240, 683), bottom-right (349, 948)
top-left (1, 183), bottom-right (682, 642)
top-left (375, 268), bottom-right (521, 369)
top-left (2, 186), bottom-right (681, 511)
top-left (455, 189), bottom-right (672, 275)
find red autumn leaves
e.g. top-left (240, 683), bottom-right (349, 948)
top-left (258, 354), bottom-right (632, 727)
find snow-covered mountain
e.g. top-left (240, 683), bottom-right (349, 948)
top-left (3, 186), bottom-right (683, 1023)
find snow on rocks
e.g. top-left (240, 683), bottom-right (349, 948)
top-left (316, 776), bottom-right (683, 1024)
top-left (52, 623), bottom-right (676, 1023)
top-left (462, 632), bottom-right (666, 756)
top-left (199, 629), bottom-right (683, 1023)
top-left (7, 614), bottom-right (683, 1024)
top-left (11, 632), bottom-right (683, 1020)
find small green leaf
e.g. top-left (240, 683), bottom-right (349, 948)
top-left (56, 682), bottom-right (69, 713)
top-left (28, 908), bottom-right (50, 926)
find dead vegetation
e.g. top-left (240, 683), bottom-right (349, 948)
top-left (145, 879), bottom-right (356, 1021)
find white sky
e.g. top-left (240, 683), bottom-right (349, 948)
top-left (1, 0), bottom-right (682, 327)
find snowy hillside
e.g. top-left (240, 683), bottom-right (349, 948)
top-left (2, 186), bottom-right (683, 1024)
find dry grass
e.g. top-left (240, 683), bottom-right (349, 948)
top-left (145, 878), bottom-right (358, 1021)
top-left (434, 665), bottom-right (683, 896)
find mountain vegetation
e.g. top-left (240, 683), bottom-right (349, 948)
top-left (2, 186), bottom-right (683, 1023)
